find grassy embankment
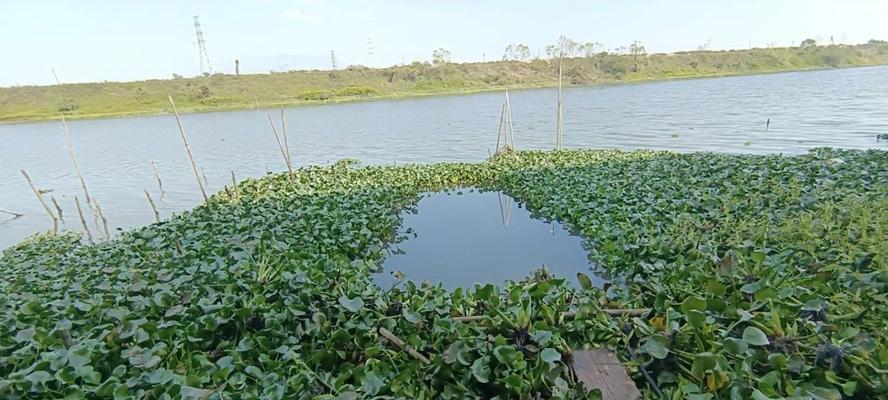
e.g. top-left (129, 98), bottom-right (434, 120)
top-left (2, 42), bottom-right (888, 122)
top-left (1, 148), bottom-right (885, 398)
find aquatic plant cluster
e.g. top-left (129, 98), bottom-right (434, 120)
top-left (1, 149), bottom-right (885, 399)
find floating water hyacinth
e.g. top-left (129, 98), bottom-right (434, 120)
top-left (0, 148), bottom-right (885, 398)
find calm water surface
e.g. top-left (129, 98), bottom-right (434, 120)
top-left (375, 189), bottom-right (600, 289)
top-left (1, 66), bottom-right (887, 248)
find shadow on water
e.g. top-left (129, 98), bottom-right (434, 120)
top-left (375, 188), bottom-right (605, 289)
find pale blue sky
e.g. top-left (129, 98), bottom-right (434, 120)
top-left (1, 0), bottom-right (887, 86)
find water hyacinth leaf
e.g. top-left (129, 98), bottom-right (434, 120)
top-left (723, 338), bottom-right (748, 355)
top-left (362, 372), bottom-right (385, 396)
top-left (742, 327), bottom-right (770, 346)
top-left (494, 345), bottom-right (520, 365)
top-left (338, 296), bottom-right (364, 313)
top-left (686, 310), bottom-right (706, 329)
top-left (25, 370), bottom-right (53, 383)
top-left (14, 327), bottom-right (35, 342)
top-left (471, 357), bottom-right (492, 383)
top-left (681, 296), bottom-right (707, 314)
top-left (642, 335), bottom-right (670, 359)
top-left (540, 348), bottom-right (561, 368)
top-left (576, 272), bottom-right (594, 290)
top-left (691, 352), bottom-right (717, 380)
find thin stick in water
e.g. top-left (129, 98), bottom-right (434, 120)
top-left (21, 169), bottom-right (58, 233)
top-left (50, 196), bottom-right (64, 221)
top-left (144, 189), bottom-right (160, 223)
top-left (556, 55), bottom-right (564, 150)
top-left (230, 170), bottom-right (240, 201)
top-left (74, 196), bottom-right (93, 243)
top-left (267, 114), bottom-right (293, 174)
top-left (61, 115), bottom-right (94, 205)
top-left (0, 208), bottom-right (23, 218)
top-left (167, 94), bottom-right (211, 207)
top-left (151, 161), bottom-right (165, 197)
top-left (378, 327), bottom-right (431, 365)
top-left (280, 108), bottom-right (292, 167)
top-left (93, 198), bottom-right (110, 240)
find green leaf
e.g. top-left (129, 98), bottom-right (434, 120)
top-left (25, 370), bottom-right (53, 384)
top-left (742, 327), bottom-right (770, 346)
top-left (540, 348), bottom-right (561, 368)
top-left (691, 352), bottom-right (716, 380)
top-left (642, 335), bottom-right (669, 359)
top-left (471, 357), bottom-right (491, 383)
top-left (338, 296), bottom-right (364, 313)
top-left (681, 296), bottom-right (707, 314)
top-left (361, 371), bottom-right (384, 396)
top-left (723, 338), bottom-right (748, 355)
top-left (14, 327), bottom-right (35, 343)
top-left (493, 345), bottom-right (520, 365)
top-left (686, 310), bottom-right (706, 329)
top-left (576, 272), bottom-right (594, 290)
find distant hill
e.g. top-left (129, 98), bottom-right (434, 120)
top-left (2, 42), bottom-right (887, 122)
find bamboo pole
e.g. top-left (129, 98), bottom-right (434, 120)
top-left (50, 196), bottom-right (64, 221)
top-left (267, 113), bottom-right (294, 177)
top-left (0, 208), bottom-right (23, 218)
top-left (144, 189), bottom-right (160, 222)
top-left (151, 161), bottom-right (165, 197)
top-left (280, 108), bottom-right (292, 167)
top-left (74, 196), bottom-right (93, 243)
top-left (21, 170), bottom-right (58, 233)
top-left (495, 102), bottom-right (506, 153)
top-left (61, 115), bottom-right (94, 205)
top-left (556, 55), bottom-right (564, 150)
top-left (230, 171), bottom-right (240, 201)
top-left (93, 198), bottom-right (110, 240)
top-left (505, 91), bottom-right (516, 150)
top-left (378, 327), bottom-right (431, 365)
top-left (168, 94), bottom-right (211, 207)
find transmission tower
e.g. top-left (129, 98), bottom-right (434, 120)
top-left (193, 16), bottom-right (213, 75)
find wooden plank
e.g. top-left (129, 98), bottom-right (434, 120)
top-left (572, 349), bottom-right (641, 400)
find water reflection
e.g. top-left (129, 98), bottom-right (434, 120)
top-left (376, 188), bottom-right (603, 289)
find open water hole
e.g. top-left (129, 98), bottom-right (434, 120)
top-left (375, 188), bottom-right (604, 289)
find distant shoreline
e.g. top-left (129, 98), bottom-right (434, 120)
top-left (3, 43), bottom-right (888, 124)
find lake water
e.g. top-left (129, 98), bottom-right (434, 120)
top-left (375, 189), bottom-right (600, 289)
top-left (1, 66), bottom-right (887, 249)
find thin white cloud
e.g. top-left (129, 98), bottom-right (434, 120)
top-left (281, 7), bottom-right (323, 23)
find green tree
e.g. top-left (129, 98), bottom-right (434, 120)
top-left (800, 38), bottom-right (817, 48)
top-left (503, 44), bottom-right (531, 61)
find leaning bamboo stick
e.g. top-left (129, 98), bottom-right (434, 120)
top-left (280, 108), bottom-right (292, 167)
top-left (21, 170), bottom-right (58, 233)
top-left (50, 196), bottom-right (64, 221)
top-left (74, 196), bottom-right (93, 243)
top-left (167, 94), bottom-right (211, 207)
top-left (267, 114), bottom-right (294, 177)
top-left (144, 189), bottom-right (160, 223)
top-left (61, 115), bottom-right (94, 205)
top-left (378, 327), bottom-right (431, 365)
top-left (505, 91), bottom-right (516, 150)
top-left (151, 161), bottom-right (164, 197)
top-left (556, 55), bottom-right (564, 150)
top-left (230, 171), bottom-right (240, 201)
top-left (495, 102), bottom-right (506, 152)
top-left (93, 198), bottom-right (110, 240)
top-left (0, 208), bottom-right (23, 217)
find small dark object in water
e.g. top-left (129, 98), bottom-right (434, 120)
top-left (877, 133), bottom-right (888, 140)
top-left (765, 118), bottom-right (770, 132)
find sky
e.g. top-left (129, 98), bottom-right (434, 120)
top-left (1, 0), bottom-right (887, 86)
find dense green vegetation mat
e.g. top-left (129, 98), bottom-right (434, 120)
top-left (3, 42), bottom-right (888, 122)
top-left (1, 149), bottom-right (886, 399)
